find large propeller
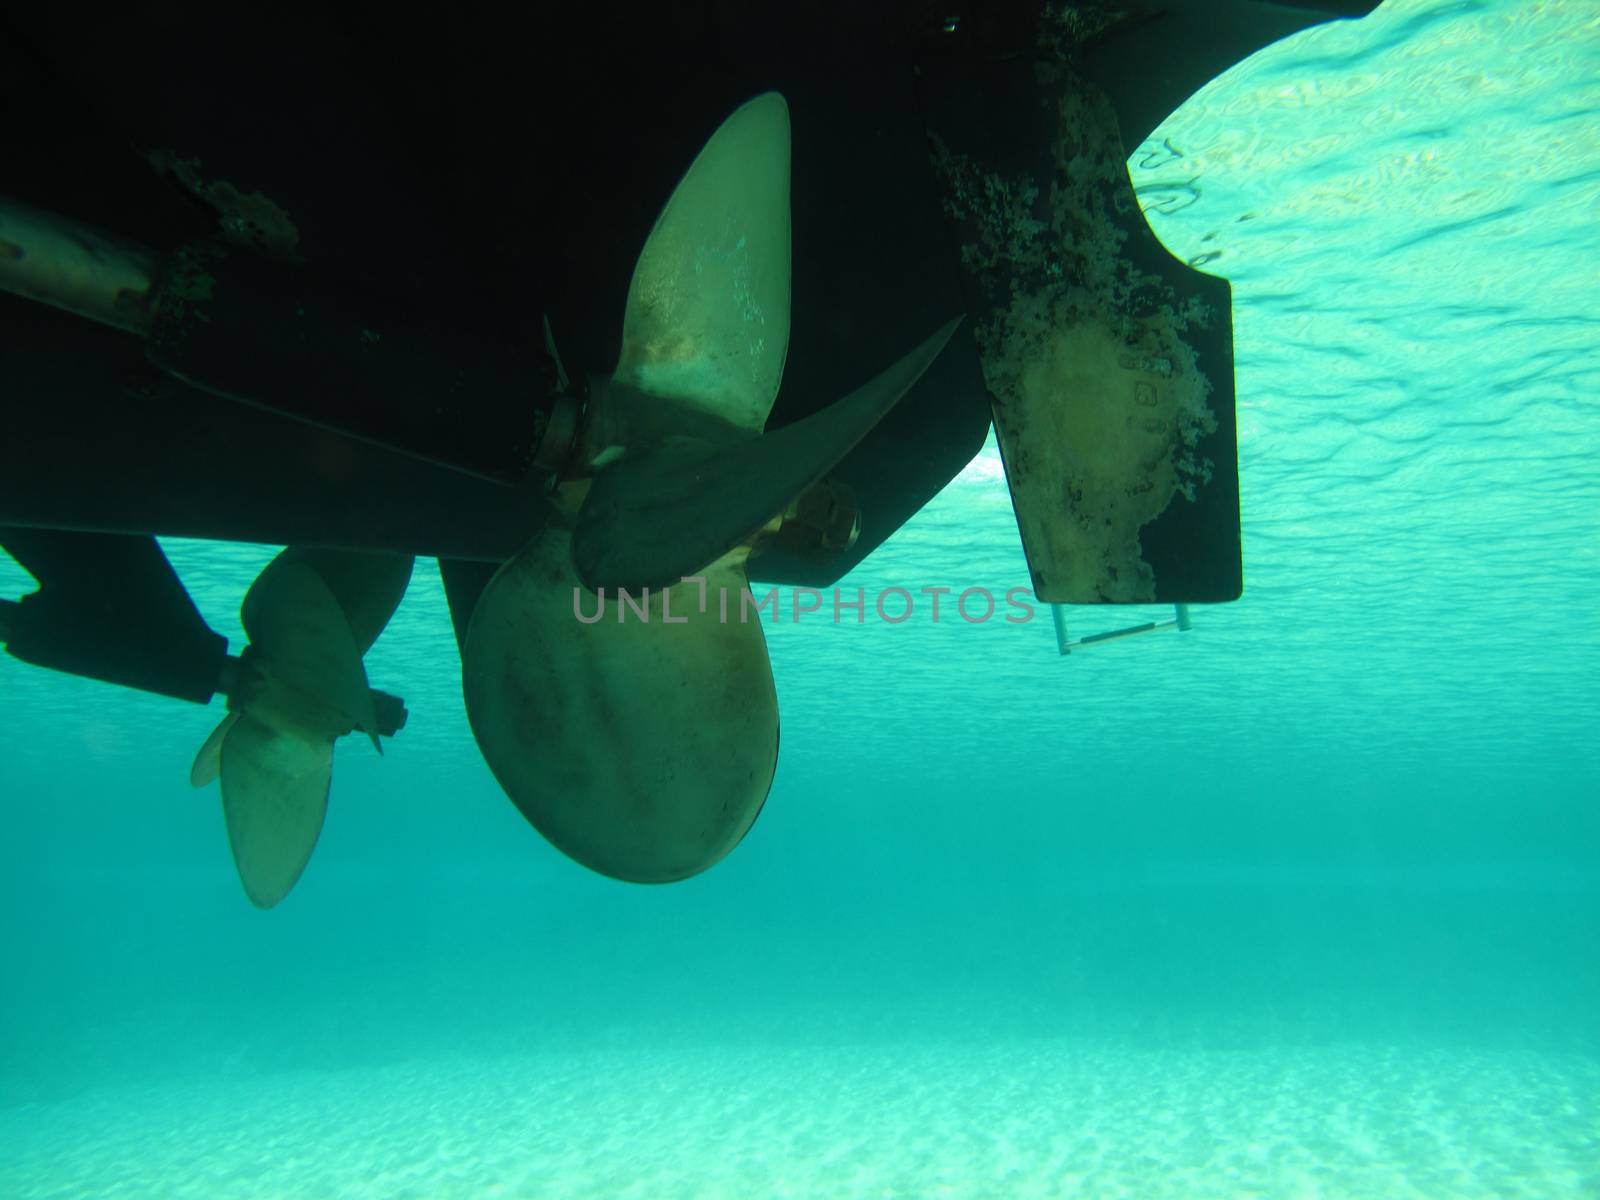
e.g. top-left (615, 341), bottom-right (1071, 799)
top-left (191, 548), bottom-right (412, 906)
top-left (462, 92), bottom-right (960, 882)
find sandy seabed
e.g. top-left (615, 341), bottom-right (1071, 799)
top-left (2, 1039), bottom-right (1595, 1199)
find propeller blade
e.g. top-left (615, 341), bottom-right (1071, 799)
top-left (219, 712), bottom-right (333, 908)
top-left (240, 557), bottom-right (379, 737)
top-left (573, 316), bottom-right (963, 592)
top-left (190, 709), bottom-right (240, 788)
top-left (613, 91), bottom-right (791, 436)
top-left (463, 528), bottom-right (778, 883)
top-left (271, 548), bottom-right (414, 655)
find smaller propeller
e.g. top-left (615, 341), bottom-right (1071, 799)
top-left (191, 548), bottom-right (412, 907)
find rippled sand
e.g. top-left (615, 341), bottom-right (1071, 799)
top-left (4, 1040), bottom-right (1595, 1199)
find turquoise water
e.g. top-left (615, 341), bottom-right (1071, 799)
top-left (3, 0), bottom-right (1597, 1195)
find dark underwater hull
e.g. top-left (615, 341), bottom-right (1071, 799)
top-left (1, 1), bottom-right (1379, 581)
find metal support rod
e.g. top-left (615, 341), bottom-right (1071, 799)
top-left (1, 193), bottom-right (578, 485)
top-left (0, 195), bottom-right (159, 334)
top-left (1053, 602), bottom-right (1193, 656)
